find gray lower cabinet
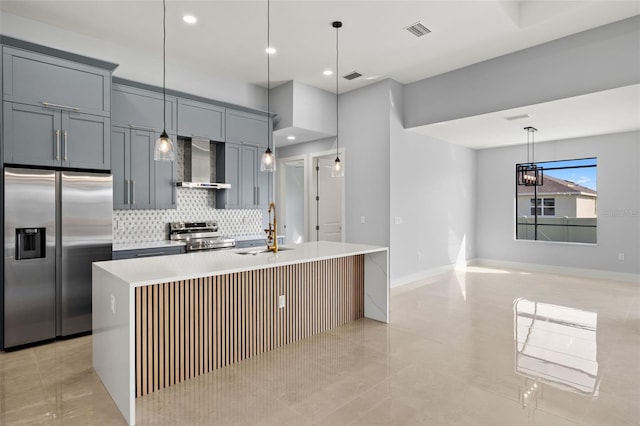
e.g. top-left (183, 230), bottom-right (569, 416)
top-left (177, 98), bottom-right (225, 141)
top-left (112, 84), bottom-right (177, 135)
top-left (225, 109), bottom-right (270, 148)
top-left (111, 126), bottom-right (176, 210)
top-left (112, 245), bottom-right (185, 260)
top-left (216, 142), bottom-right (271, 209)
top-left (3, 101), bottom-right (110, 170)
top-left (3, 46), bottom-right (111, 117)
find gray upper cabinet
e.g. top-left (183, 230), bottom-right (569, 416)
top-left (112, 84), bottom-right (177, 134)
top-left (225, 110), bottom-right (270, 148)
top-left (2, 47), bottom-right (110, 117)
top-left (177, 98), bottom-right (225, 141)
top-left (154, 142), bottom-right (177, 210)
top-left (216, 142), bottom-right (270, 209)
top-left (216, 142), bottom-right (242, 209)
top-left (3, 101), bottom-right (110, 170)
top-left (111, 126), bottom-right (176, 210)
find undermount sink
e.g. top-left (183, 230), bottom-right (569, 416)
top-left (234, 247), bottom-right (293, 255)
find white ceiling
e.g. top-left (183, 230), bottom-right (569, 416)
top-left (411, 84), bottom-right (640, 149)
top-left (1, 1), bottom-right (639, 148)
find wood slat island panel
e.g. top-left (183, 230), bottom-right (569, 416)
top-left (134, 255), bottom-right (364, 397)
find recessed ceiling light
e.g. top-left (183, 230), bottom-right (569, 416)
top-left (287, 135), bottom-right (296, 141)
top-left (365, 75), bottom-right (380, 80)
top-left (323, 70), bottom-right (333, 76)
top-left (265, 47), bottom-right (276, 54)
top-left (182, 15), bottom-right (197, 24)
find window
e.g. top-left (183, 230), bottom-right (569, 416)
top-left (516, 158), bottom-right (597, 243)
top-left (530, 198), bottom-right (555, 216)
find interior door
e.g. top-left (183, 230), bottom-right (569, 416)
top-left (315, 157), bottom-right (343, 242)
top-left (284, 160), bottom-right (305, 244)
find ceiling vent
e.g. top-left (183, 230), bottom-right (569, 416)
top-left (404, 22), bottom-right (431, 38)
top-left (343, 71), bottom-right (362, 81)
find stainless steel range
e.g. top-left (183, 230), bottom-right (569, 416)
top-left (169, 221), bottom-right (235, 252)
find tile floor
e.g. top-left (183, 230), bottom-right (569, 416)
top-left (1, 266), bottom-right (638, 425)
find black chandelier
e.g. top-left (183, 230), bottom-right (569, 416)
top-left (516, 126), bottom-right (543, 186)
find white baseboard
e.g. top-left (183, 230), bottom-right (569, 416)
top-left (391, 262), bottom-right (468, 288)
top-left (391, 258), bottom-right (640, 288)
top-left (470, 258), bottom-right (640, 283)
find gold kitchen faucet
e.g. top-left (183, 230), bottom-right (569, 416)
top-left (265, 202), bottom-right (278, 253)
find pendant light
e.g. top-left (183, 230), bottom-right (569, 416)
top-left (331, 21), bottom-right (344, 178)
top-left (516, 126), bottom-right (543, 186)
top-left (260, 0), bottom-right (276, 172)
top-left (154, 0), bottom-right (175, 161)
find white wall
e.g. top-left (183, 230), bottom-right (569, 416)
top-left (1, 12), bottom-right (267, 110)
top-left (477, 131), bottom-right (640, 277)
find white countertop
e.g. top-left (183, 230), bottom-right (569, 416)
top-left (95, 241), bottom-right (388, 287)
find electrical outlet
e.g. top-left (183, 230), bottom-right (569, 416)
top-left (618, 253), bottom-right (625, 261)
top-left (278, 295), bottom-right (286, 309)
top-left (417, 251), bottom-right (422, 261)
top-left (360, 216), bottom-right (366, 224)
top-left (394, 216), bottom-right (402, 225)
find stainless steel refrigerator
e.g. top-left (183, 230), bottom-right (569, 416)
top-left (3, 167), bottom-right (112, 349)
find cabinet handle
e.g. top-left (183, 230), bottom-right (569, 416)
top-left (42, 102), bottom-right (80, 112)
top-left (257, 186), bottom-right (260, 204)
top-left (125, 180), bottom-right (130, 204)
top-left (128, 124), bottom-right (158, 132)
top-left (55, 129), bottom-right (61, 160)
top-left (135, 252), bottom-right (167, 257)
top-left (63, 131), bottom-right (68, 161)
top-left (191, 133), bottom-right (210, 139)
top-left (131, 180), bottom-right (136, 205)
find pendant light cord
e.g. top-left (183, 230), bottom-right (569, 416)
top-left (336, 24), bottom-right (339, 157)
top-left (267, 0), bottom-right (271, 151)
top-left (335, 22), bottom-right (340, 159)
top-left (162, 0), bottom-right (167, 133)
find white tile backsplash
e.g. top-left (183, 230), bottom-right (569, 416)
top-left (113, 139), bottom-right (264, 244)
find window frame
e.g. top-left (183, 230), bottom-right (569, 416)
top-left (515, 157), bottom-right (597, 244)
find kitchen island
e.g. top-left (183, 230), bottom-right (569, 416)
top-left (92, 241), bottom-right (389, 425)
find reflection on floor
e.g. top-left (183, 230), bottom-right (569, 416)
top-left (1, 266), bottom-right (638, 425)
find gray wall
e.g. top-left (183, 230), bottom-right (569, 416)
top-left (292, 81), bottom-right (336, 135)
top-left (476, 131), bottom-right (640, 276)
top-left (271, 81), bottom-right (294, 129)
top-left (341, 80), bottom-right (392, 247)
top-left (277, 138), bottom-right (335, 159)
top-left (390, 79), bottom-right (476, 283)
top-left (404, 16), bottom-right (640, 128)
top-left (391, 131), bottom-right (477, 283)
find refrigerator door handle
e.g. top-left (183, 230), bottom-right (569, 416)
top-left (55, 129), bottom-right (61, 161)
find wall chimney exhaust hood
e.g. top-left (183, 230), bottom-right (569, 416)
top-left (176, 138), bottom-right (230, 189)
